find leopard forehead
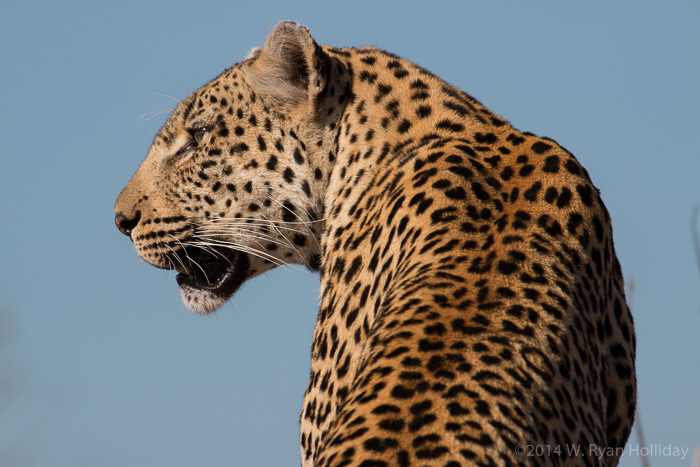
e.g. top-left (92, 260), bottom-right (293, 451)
top-left (115, 21), bottom-right (636, 467)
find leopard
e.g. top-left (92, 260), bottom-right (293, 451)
top-left (115, 22), bottom-right (636, 466)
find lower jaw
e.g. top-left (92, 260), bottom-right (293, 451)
top-left (178, 286), bottom-right (231, 314)
top-left (176, 252), bottom-right (251, 314)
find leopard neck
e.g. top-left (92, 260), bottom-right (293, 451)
top-left (310, 45), bottom-right (514, 403)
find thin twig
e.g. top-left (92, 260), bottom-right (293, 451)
top-left (634, 411), bottom-right (650, 467)
top-left (691, 207), bottom-right (700, 466)
top-left (691, 447), bottom-right (700, 467)
top-left (692, 205), bottom-right (700, 279)
top-left (626, 278), bottom-right (636, 314)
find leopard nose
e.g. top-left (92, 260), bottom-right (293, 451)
top-left (115, 211), bottom-right (141, 237)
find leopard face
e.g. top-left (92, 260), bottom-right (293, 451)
top-left (115, 22), bottom-right (636, 467)
top-left (115, 28), bottom-right (345, 313)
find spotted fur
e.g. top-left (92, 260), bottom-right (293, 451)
top-left (115, 22), bottom-right (636, 466)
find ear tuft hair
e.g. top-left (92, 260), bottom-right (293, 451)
top-left (245, 46), bottom-right (262, 60)
top-left (242, 22), bottom-right (327, 111)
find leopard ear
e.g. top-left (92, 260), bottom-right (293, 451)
top-left (243, 21), bottom-right (328, 112)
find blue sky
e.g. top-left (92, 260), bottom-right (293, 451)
top-left (1, 1), bottom-right (699, 466)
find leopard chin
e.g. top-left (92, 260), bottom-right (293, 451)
top-left (175, 251), bottom-right (250, 314)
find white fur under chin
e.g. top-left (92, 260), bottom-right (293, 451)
top-left (179, 285), bottom-right (228, 314)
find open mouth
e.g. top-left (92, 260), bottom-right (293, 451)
top-left (172, 247), bottom-right (250, 298)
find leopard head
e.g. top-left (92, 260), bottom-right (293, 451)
top-left (115, 22), bottom-right (347, 313)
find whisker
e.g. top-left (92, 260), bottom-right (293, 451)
top-left (263, 185), bottom-right (323, 229)
top-left (207, 215), bottom-right (327, 226)
top-left (196, 227), bottom-right (287, 245)
top-left (195, 228), bottom-right (309, 270)
top-left (265, 196), bottom-right (317, 231)
top-left (204, 219), bottom-right (317, 237)
top-left (166, 235), bottom-right (211, 283)
top-left (188, 239), bottom-right (303, 275)
top-left (264, 216), bottom-right (304, 257)
top-left (188, 239), bottom-right (284, 265)
top-left (196, 232), bottom-right (291, 257)
top-left (138, 103), bottom-right (173, 121)
top-left (137, 108), bottom-right (174, 127)
top-left (148, 92), bottom-right (183, 106)
top-left (154, 72), bottom-right (191, 96)
top-left (199, 230), bottom-right (273, 255)
top-left (163, 243), bottom-right (188, 272)
top-left (195, 222), bottom-right (294, 248)
top-left (200, 212), bottom-right (322, 268)
top-left (157, 243), bottom-right (177, 272)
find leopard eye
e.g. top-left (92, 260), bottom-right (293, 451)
top-left (174, 126), bottom-right (209, 158)
top-left (193, 127), bottom-right (208, 144)
top-left (175, 139), bottom-right (197, 157)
